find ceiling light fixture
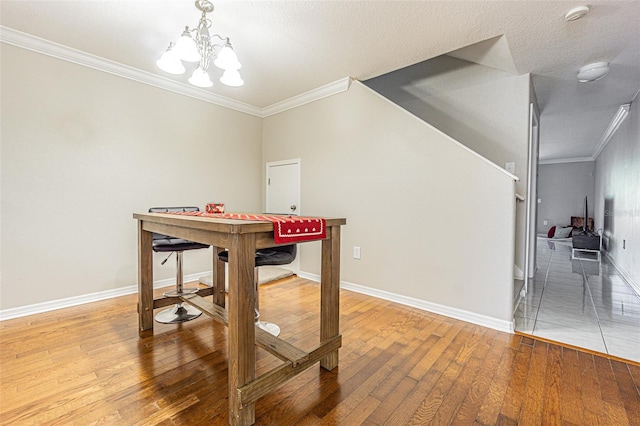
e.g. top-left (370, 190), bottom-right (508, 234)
top-left (577, 62), bottom-right (609, 82)
top-left (157, 0), bottom-right (243, 88)
top-left (564, 6), bottom-right (590, 21)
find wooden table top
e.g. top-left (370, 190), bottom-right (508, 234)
top-left (133, 212), bottom-right (347, 235)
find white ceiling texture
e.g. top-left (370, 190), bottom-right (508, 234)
top-left (1, 1), bottom-right (639, 162)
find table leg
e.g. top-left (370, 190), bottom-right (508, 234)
top-left (212, 246), bottom-right (226, 308)
top-left (227, 233), bottom-right (256, 425)
top-left (138, 221), bottom-right (154, 337)
top-left (320, 225), bottom-right (341, 371)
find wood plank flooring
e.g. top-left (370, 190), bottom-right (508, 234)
top-left (1, 277), bottom-right (639, 425)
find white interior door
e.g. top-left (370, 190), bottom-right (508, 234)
top-left (266, 159), bottom-right (301, 215)
top-left (266, 159), bottom-right (301, 273)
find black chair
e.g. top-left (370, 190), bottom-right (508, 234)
top-left (218, 244), bottom-right (296, 336)
top-left (149, 207), bottom-right (210, 324)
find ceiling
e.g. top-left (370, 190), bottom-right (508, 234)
top-left (1, 1), bottom-right (639, 162)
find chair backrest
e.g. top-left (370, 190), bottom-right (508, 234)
top-left (218, 244), bottom-right (297, 266)
top-left (149, 206), bottom-right (199, 213)
top-left (255, 244), bottom-right (297, 266)
top-left (259, 244), bottom-right (296, 256)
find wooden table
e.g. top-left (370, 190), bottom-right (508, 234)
top-left (133, 212), bottom-right (346, 425)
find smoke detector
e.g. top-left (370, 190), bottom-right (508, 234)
top-left (565, 6), bottom-right (590, 21)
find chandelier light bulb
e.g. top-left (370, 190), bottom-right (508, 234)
top-left (220, 69), bottom-right (244, 87)
top-left (189, 67), bottom-right (214, 87)
top-left (214, 43), bottom-right (241, 70)
top-left (174, 27), bottom-right (201, 62)
top-left (156, 44), bottom-right (186, 75)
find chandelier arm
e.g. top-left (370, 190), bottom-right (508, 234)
top-left (209, 35), bottom-right (231, 53)
top-left (209, 34), bottom-right (227, 42)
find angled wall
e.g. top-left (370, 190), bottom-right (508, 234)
top-left (364, 55), bottom-right (532, 277)
top-left (262, 81), bottom-right (517, 329)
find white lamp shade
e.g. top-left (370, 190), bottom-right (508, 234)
top-left (577, 62), bottom-right (609, 82)
top-left (220, 69), bottom-right (244, 87)
top-left (214, 45), bottom-right (241, 70)
top-left (174, 29), bottom-right (200, 62)
top-left (189, 67), bottom-right (213, 87)
top-left (156, 47), bottom-right (185, 75)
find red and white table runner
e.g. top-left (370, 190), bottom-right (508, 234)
top-left (165, 212), bottom-right (326, 244)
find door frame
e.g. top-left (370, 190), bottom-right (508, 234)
top-left (523, 103), bottom-right (540, 295)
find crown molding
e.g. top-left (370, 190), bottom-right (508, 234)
top-left (0, 26), bottom-right (263, 117)
top-left (1, 26), bottom-right (353, 119)
top-left (592, 103), bottom-right (631, 160)
top-left (540, 103), bottom-right (632, 165)
top-left (261, 77), bottom-right (352, 117)
top-left (539, 157), bottom-right (594, 165)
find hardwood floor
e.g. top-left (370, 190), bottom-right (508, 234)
top-left (1, 276), bottom-right (639, 425)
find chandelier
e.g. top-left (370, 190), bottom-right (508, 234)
top-left (157, 0), bottom-right (243, 88)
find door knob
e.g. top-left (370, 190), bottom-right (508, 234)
top-left (290, 205), bottom-right (297, 212)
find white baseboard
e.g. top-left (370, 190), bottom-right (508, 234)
top-left (297, 271), bottom-right (514, 333)
top-left (0, 271), bottom-right (211, 321)
top-left (603, 252), bottom-right (639, 296)
top-left (513, 264), bottom-right (524, 280)
top-left (3, 270), bottom-right (518, 334)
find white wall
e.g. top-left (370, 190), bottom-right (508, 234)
top-left (537, 161), bottom-right (596, 233)
top-left (262, 81), bottom-right (517, 326)
top-left (363, 55), bottom-right (531, 278)
top-left (0, 45), bottom-right (263, 310)
top-left (595, 102), bottom-right (640, 291)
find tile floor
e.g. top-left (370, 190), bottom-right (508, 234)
top-left (514, 237), bottom-right (640, 363)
